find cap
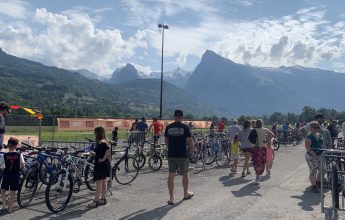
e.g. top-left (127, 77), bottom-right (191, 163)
top-left (174, 109), bottom-right (183, 117)
top-left (315, 113), bottom-right (325, 120)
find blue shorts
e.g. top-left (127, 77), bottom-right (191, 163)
top-left (1, 173), bottom-right (20, 191)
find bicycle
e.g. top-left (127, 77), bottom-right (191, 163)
top-left (111, 144), bottom-right (140, 185)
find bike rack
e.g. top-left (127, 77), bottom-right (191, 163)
top-left (40, 140), bottom-right (96, 150)
top-left (320, 149), bottom-right (345, 220)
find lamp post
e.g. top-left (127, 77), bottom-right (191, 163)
top-left (158, 23), bottom-right (168, 119)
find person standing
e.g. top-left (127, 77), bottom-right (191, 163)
top-left (0, 103), bottom-right (10, 150)
top-left (217, 120), bottom-right (225, 132)
top-left (87, 127), bottom-right (111, 208)
top-left (165, 110), bottom-right (194, 205)
top-left (265, 138), bottom-right (274, 176)
top-left (0, 137), bottom-right (24, 213)
top-left (149, 117), bottom-right (164, 144)
top-left (230, 134), bottom-right (240, 174)
top-left (136, 117), bottom-right (148, 143)
top-left (112, 127), bottom-right (118, 142)
top-left (239, 120), bottom-right (252, 177)
top-left (327, 121), bottom-right (338, 147)
top-left (304, 121), bottom-right (323, 193)
top-left (252, 119), bottom-right (275, 184)
top-left (342, 122), bottom-right (345, 138)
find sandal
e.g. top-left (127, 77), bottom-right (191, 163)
top-left (87, 200), bottom-right (98, 208)
top-left (183, 192), bottom-right (194, 200)
top-left (98, 198), bottom-right (107, 206)
top-left (167, 200), bottom-right (174, 205)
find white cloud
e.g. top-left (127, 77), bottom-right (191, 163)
top-left (0, 8), bottom-right (148, 75)
top-left (0, 0), bottom-right (28, 19)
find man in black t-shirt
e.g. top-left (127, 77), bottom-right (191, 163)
top-left (164, 109), bottom-right (194, 205)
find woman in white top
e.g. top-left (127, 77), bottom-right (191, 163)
top-left (252, 119), bottom-right (275, 184)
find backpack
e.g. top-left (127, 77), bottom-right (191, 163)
top-left (248, 129), bottom-right (257, 145)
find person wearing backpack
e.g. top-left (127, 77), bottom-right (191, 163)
top-left (250, 119), bottom-right (275, 184)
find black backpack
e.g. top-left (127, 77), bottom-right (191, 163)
top-left (248, 129), bottom-right (257, 145)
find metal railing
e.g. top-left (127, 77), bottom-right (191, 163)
top-left (320, 149), bottom-right (345, 220)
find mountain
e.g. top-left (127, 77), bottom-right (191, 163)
top-left (109, 63), bottom-right (140, 84)
top-left (147, 68), bottom-right (192, 89)
top-left (0, 48), bottom-right (215, 118)
top-left (186, 50), bottom-right (345, 116)
top-left (72, 69), bottom-right (99, 80)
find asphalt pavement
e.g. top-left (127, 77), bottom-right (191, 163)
top-left (3, 143), bottom-right (345, 220)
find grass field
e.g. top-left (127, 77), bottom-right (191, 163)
top-left (7, 126), bottom-right (129, 141)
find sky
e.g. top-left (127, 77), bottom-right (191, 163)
top-left (0, 0), bottom-right (345, 76)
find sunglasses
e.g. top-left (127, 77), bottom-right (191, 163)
top-left (313, 126), bottom-right (320, 129)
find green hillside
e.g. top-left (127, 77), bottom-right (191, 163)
top-left (0, 48), bottom-right (215, 118)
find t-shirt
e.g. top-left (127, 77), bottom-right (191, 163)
top-left (136, 121), bottom-right (148, 132)
top-left (217, 122), bottom-right (225, 132)
top-left (152, 121), bottom-right (162, 135)
top-left (231, 141), bottom-right (240, 155)
top-left (228, 125), bottom-right (241, 140)
top-left (282, 124), bottom-right (289, 132)
top-left (112, 130), bottom-right (118, 141)
top-left (164, 122), bottom-right (191, 158)
top-left (0, 151), bottom-right (25, 175)
top-left (239, 128), bottom-right (252, 149)
top-left (306, 133), bottom-right (323, 155)
top-left (256, 128), bottom-right (269, 147)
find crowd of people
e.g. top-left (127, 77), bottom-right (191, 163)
top-left (1, 100), bottom-right (345, 212)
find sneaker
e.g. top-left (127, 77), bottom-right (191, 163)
top-left (241, 172), bottom-right (246, 177)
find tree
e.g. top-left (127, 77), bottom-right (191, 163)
top-left (185, 114), bottom-right (194, 119)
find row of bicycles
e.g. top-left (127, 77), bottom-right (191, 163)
top-left (0, 140), bottom-right (140, 213)
top-left (272, 128), bottom-right (303, 151)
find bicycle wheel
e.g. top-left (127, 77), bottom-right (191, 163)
top-left (148, 154), bottom-right (162, 171)
top-left (84, 164), bottom-right (96, 191)
top-left (39, 160), bottom-right (59, 185)
top-left (273, 139), bottom-right (280, 151)
top-left (114, 157), bottom-right (139, 185)
top-left (17, 169), bottom-right (39, 208)
top-left (133, 154), bottom-right (146, 170)
top-left (45, 170), bottom-right (73, 213)
top-left (205, 146), bottom-right (215, 165)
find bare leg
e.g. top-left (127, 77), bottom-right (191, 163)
top-left (167, 173), bottom-right (175, 202)
top-left (182, 174), bottom-right (190, 197)
top-left (9, 191), bottom-right (15, 211)
top-left (94, 180), bottom-right (102, 201)
top-left (1, 189), bottom-right (6, 209)
top-left (101, 179), bottom-right (107, 199)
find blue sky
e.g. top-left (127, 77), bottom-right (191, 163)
top-left (0, 0), bottom-right (345, 75)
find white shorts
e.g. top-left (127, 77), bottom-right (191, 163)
top-left (231, 154), bottom-right (239, 160)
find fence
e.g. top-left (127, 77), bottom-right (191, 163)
top-left (5, 114), bottom-right (212, 146)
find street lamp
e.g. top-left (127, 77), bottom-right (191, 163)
top-left (158, 23), bottom-right (168, 119)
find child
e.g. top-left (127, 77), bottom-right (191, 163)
top-left (0, 137), bottom-right (24, 213)
top-left (87, 127), bottom-right (111, 208)
top-left (266, 138), bottom-right (274, 176)
top-left (112, 127), bottom-right (118, 144)
top-left (230, 134), bottom-right (240, 174)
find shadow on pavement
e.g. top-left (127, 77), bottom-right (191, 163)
top-left (291, 187), bottom-right (321, 211)
top-left (118, 200), bottom-right (183, 220)
top-left (219, 175), bottom-right (252, 187)
top-left (231, 183), bottom-right (261, 197)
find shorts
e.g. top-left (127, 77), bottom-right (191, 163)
top-left (1, 174), bottom-right (20, 191)
top-left (168, 158), bottom-right (189, 175)
top-left (231, 154), bottom-right (239, 160)
top-left (153, 135), bottom-right (160, 142)
top-left (305, 153), bottom-right (321, 177)
top-left (241, 148), bottom-right (252, 154)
